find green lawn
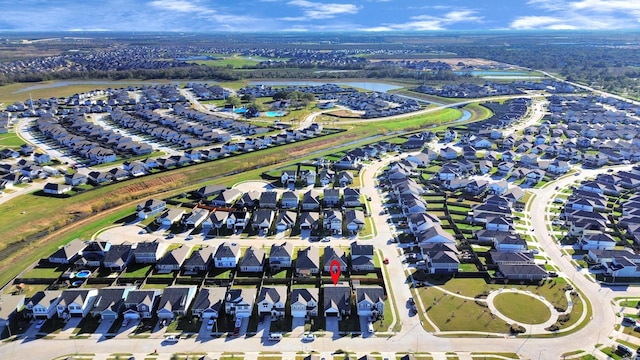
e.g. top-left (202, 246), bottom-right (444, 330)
top-left (493, 292), bottom-right (552, 324)
top-left (121, 264), bottom-right (152, 278)
top-left (0, 132), bottom-right (25, 148)
top-left (23, 265), bottom-right (66, 279)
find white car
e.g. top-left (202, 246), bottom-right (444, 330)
top-left (206, 319), bottom-right (214, 330)
top-left (302, 333), bottom-right (315, 341)
top-left (165, 335), bottom-right (179, 343)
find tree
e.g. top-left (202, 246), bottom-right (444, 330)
top-left (241, 93), bottom-right (255, 102)
top-left (226, 95), bottom-right (241, 107)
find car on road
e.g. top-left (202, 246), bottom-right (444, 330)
top-left (186, 235), bottom-right (193, 240)
top-left (35, 319), bottom-right (45, 329)
top-left (166, 233), bottom-right (175, 239)
top-left (138, 229), bottom-right (147, 234)
top-left (321, 237), bottom-right (330, 242)
top-left (206, 319), bottom-right (214, 330)
top-left (302, 333), bottom-right (315, 342)
top-left (408, 297), bottom-right (415, 305)
top-left (164, 335), bottom-right (178, 343)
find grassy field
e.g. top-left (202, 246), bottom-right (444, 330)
top-left (0, 132), bottom-right (25, 148)
top-left (492, 292), bottom-right (552, 324)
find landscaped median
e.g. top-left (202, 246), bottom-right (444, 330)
top-left (413, 277), bottom-right (589, 336)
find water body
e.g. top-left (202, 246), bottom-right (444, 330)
top-left (247, 80), bottom-right (403, 93)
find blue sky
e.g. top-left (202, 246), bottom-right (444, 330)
top-left (1, 0), bottom-right (639, 32)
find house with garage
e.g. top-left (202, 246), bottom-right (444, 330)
top-left (90, 286), bottom-right (135, 321)
top-left (257, 285), bottom-right (288, 320)
top-left (343, 188), bottom-right (361, 207)
top-left (64, 172), bottom-right (88, 186)
top-left (191, 286), bottom-right (227, 320)
top-left (323, 283), bottom-right (351, 319)
top-left (239, 246), bottom-right (266, 273)
top-left (157, 208), bottom-right (185, 226)
top-left (579, 233), bottom-right (617, 250)
top-left (43, 183), bottom-right (72, 195)
top-left (345, 209), bottom-right (366, 234)
top-left (350, 242), bottom-right (375, 272)
top-left (300, 169), bottom-right (317, 186)
top-left (226, 210), bottom-right (250, 231)
top-left (281, 170), bottom-right (297, 187)
top-left (275, 210), bottom-right (297, 232)
top-left (493, 232), bottom-right (528, 252)
top-left (323, 188), bottom-right (341, 207)
top-left (182, 245), bottom-right (215, 273)
top-left (56, 288), bottom-right (98, 319)
top-left (296, 246), bottom-right (320, 277)
top-left (156, 285), bottom-right (198, 322)
top-left (48, 239), bottom-right (85, 264)
top-left (415, 224), bottom-right (456, 245)
top-left (156, 245), bottom-right (190, 273)
top-left (259, 191), bottom-right (278, 209)
top-left (323, 209), bottom-right (343, 235)
top-left (137, 199), bottom-right (166, 219)
top-left (290, 288), bottom-right (319, 319)
top-left (224, 287), bottom-right (257, 319)
top-left (123, 289), bottom-right (161, 320)
top-left (302, 190), bottom-right (321, 210)
top-left (407, 212), bottom-right (439, 233)
top-left (194, 184), bottom-right (226, 199)
top-left (251, 209), bottom-right (275, 233)
top-left (354, 285), bottom-right (384, 319)
top-left (0, 295), bottom-right (24, 330)
top-left (102, 243), bottom-right (133, 272)
top-left (337, 171), bottom-right (354, 187)
top-left (280, 191), bottom-right (299, 209)
top-left (323, 246), bottom-right (348, 273)
top-left (496, 263), bottom-right (548, 281)
top-left (236, 190), bottom-right (260, 209)
top-left (184, 208), bottom-right (210, 229)
top-left (75, 241), bottom-right (110, 268)
top-left (26, 290), bottom-right (61, 319)
top-left (299, 211), bottom-right (320, 232)
top-left (213, 242), bottom-right (240, 269)
top-left (422, 244), bottom-right (459, 274)
top-left (269, 242), bottom-right (294, 270)
top-left (211, 189), bottom-right (241, 207)
top-left (133, 240), bottom-right (162, 264)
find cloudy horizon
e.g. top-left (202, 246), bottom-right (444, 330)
top-left (0, 0), bottom-right (639, 33)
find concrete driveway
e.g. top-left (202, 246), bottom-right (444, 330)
top-left (325, 316), bottom-right (339, 338)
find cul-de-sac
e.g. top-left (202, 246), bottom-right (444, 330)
top-left (2, 17), bottom-right (640, 360)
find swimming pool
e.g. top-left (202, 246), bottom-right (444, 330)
top-left (265, 111), bottom-right (286, 117)
top-left (76, 270), bottom-right (91, 278)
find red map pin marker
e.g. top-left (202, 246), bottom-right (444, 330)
top-left (330, 259), bottom-right (341, 286)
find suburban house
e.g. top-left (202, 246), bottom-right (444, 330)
top-left (299, 212), bottom-right (320, 231)
top-left (224, 288), bottom-right (257, 319)
top-left (579, 233), bottom-right (617, 250)
top-left (323, 209), bottom-right (343, 235)
top-left (64, 173), bottom-right (88, 186)
top-left (290, 288), bottom-right (319, 319)
top-left (226, 210), bottom-right (250, 231)
top-left (496, 263), bottom-right (548, 281)
top-left (280, 191), bottom-right (299, 209)
top-left (26, 290), bottom-right (61, 319)
top-left (323, 188), bottom-right (341, 207)
top-left (281, 170), bottom-right (297, 187)
top-left (239, 246), bottom-right (266, 272)
top-left (43, 183), bottom-right (72, 195)
top-left (0, 295), bottom-right (25, 330)
top-left (156, 285), bottom-right (198, 321)
top-left (182, 245), bottom-right (215, 272)
top-left (191, 286), bottom-right (227, 320)
top-left (89, 286), bottom-right (135, 321)
top-left (48, 239), bottom-right (85, 264)
top-left (251, 209), bottom-right (275, 232)
top-left (259, 191), bottom-right (278, 209)
top-left (157, 208), bottom-right (186, 226)
top-left (323, 283), bottom-right (351, 319)
top-left (155, 245), bottom-right (190, 273)
top-left (345, 209), bottom-right (366, 234)
top-left (213, 242), bottom-right (241, 269)
top-left (422, 244), bottom-right (460, 274)
top-left (102, 244), bottom-right (133, 272)
top-left (343, 188), bottom-right (362, 207)
top-left (296, 246), bottom-right (320, 276)
top-left (133, 240), bottom-right (162, 264)
top-left (123, 289), bottom-right (161, 320)
top-left (210, 188), bottom-right (241, 207)
top-left (302, 190), bottom-right (321, 210)
top-left (350, 242), bottom-right (375, 272)
top-left (137, 199), bottom-right (167, 219)
top-left (269, 242), bottom-right (294, 270)
top-left (257, 285), bottom-right (288, 320)
top-left (275, 210), bottom-right (297, 231)
top-left (354, 285), bottom-right (384, 319)
top-left (56, 288), bottom-right (98, 318)
top-left (323, 246), bottom-right (348, 273)
top-left (184, 208), bottom-right (210, 229)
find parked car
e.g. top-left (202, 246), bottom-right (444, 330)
top-left (35, 319), bottom-right (45, 329)
top-left (616, 344), bottom-right (633, 357)
top-left (164, 335), bottom-right (179, 343)
top-left (408, 297), bottom-right (415, 305)
top-left (206, 319), bottom-right (214, 331)
top-left (302, 333), bottom-right (315, 342)
top-left (122, 318), bottom-right (130, 327)
top-left (622, 317), bottom-right (636, 327)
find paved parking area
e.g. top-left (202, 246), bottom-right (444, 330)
top-left (325, 317), bottom-right (339, 338)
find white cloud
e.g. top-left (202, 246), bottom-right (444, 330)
top-left (362, 9), bottom-right (483, 31)
top-left (286, 0), bottom-right (360, 20)
top-left (148, 0), bottom-right (211, 13)
top-left (512, 0), bottom-right (640, 29)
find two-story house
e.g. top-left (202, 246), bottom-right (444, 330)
top-left (257, 285), bottom-right (288, 320)
top-left (224, 288), bottom-right (257, 319)
top-left (123, 289), bottom-right (161, 320)
top-left (214, 242), bottom-right (240, 269)
top-left (191, 287), bottom-right (227, 320)
top-left (290, 288), bottom-right (319, 319)
top-left (269, 242), bottom-right (294, 270)
top-left (156, 285), bottom-right (198, 322)
top-left (355, 285), bottom-right (384, 320)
